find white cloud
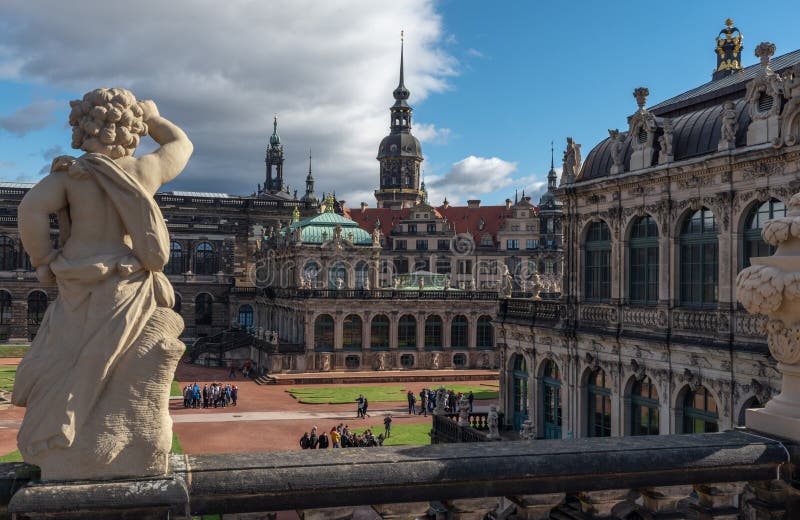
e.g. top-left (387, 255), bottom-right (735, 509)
top-left (413, 122), bottom-right (451, 144)
top-left (428, 155), bottom-right (517, 203)
top-left (0, 99), bottom-right (60, 136)
top-left (0, 0), bottom-right (457, 200)
top-left (466, 48), bottom-right (484, 58)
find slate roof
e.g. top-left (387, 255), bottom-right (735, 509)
top-left (288, 211), bottom-right (373, 246)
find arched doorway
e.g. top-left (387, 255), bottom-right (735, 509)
top-left (511, 354), bottom-right (528, 431)
top-left (541, 359), bottom-right (562, 439)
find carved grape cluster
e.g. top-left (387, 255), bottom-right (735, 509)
top-left (736, 265), bottom-right (785, 314)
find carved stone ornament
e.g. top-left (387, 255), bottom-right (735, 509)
top-left (719, 100), bottom-right (739, 151)
top-left (631, 359), bottom-right (647, 381)
top-left (608, 129), bottom-right (625, 174)
top-left (561, 137), bottom-right (582, 184)
top-left (737, 189), bottom-right (800, 441)
top-left (13, 89), bottom-right (192, 481)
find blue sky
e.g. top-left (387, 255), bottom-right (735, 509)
top-left (1, 0), bottom-right (798, 206)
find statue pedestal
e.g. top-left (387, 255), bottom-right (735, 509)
top-left (746, 363), bottom-right (800, 443)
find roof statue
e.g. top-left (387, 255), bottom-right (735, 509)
top-left (13, 88), bottom-right (192, 480)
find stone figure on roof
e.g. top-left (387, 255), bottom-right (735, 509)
top-left (719, 101), bottom-right (739, 150)
top-left (562, 137), bottom-right (581, 184)
top-left (13, 88), bottom-right (192, 480)
top-left (608, 129), bottom-right (624, 174)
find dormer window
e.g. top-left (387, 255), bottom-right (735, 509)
top-left (637, 127), bottom-right (648, 144)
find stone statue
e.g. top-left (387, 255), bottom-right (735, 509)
top-left (519, 419), bottom-right (535, 441)
top-left (376, 352), bottom-right (385, 371)
top-left (418, 277), bottom-right (425, 290)
top-left (486, 405), bottom-right (501, 440)
top-left (335, 276), bottom-right (344, 290)
top-left (431, 352), bottom-right (441, 369)
top-left (372, 227), bottom-right (381, 247)
top-left (270, 331), bottom-right (279, 344)
top-left (320, 354), bottom-right (331, 372)
top-left (499, 265), bottom-right (513, 299)
top-left (363, 277), bottom-right (370, 290)
top-left (561, 137), bottom-right (582, 185)
top-left (458, 395), bottom-right (470, 427)
top-left (13, 89), bottom-right (192, 481)
top-left (393, 277), bottom-right (401, 288)
top-left (608, 129), bottom-right (624, 174)
top-left (529, 270), bottom-right (542, 300)
top-left (719, 101), bottom-right (739, 150)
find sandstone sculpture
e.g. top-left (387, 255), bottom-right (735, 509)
top-left (13, 88), bottom-right (192, 481)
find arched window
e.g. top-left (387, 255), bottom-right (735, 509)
top-left (314, 314), bottom-right (334, 352)
top-left (343, 314), bottom-right (362, 350)
top-left (629, 216), bottom-right (659, 304)
top-left (541, 360), bottom-right (562, 439)
top-left (194, 242), bottom-right (217, 275)
top-left (453, 353), bottom-right (467, 367)
top-left (743, 199), bottom-right (786, 268)
top-left (398, 314), bottom-right (416, 350)
top-left (451, 315), bottom-right (468, 348)
top-left (683, 386), bottom-right (719, 433)
top-left (238, 305), bottom-right (254, 328)
top-left (0, 290), bottom-right (11, 324)
top-left (166, 241), bottom-right (184, 275)
top-left (587, 369), bottom-right (612, 437)
top-left (355, 262), bottom-right (369, 289)
top-left (27, 291), bottom-right (48, 325)
top-left (424, 315), bottom-right (443, 350)
top-left (631, 377), bottom-right (659, 435)
top-left (680, 208), bottom-right (718, 306)
top-left (400, 353), bottom-right (415, 368)
top-left (477, 315), bottom-right (494, 349)
top-left (370, 315), bottom-right (390, 350)
top-left (304, 261), bottom-right (320, 288)
top-left (195, 293), bottom-right (213, 325)
top-left (0, 236), bottom-right (16, 270)
top-left (512, 354), bottom-right (528, 430)
top-left (584, 221), bottom-right (611, 301)
top-left (328, 262), bottom-right (347, 289)
top-left (173, 292), bottom-right (182, 314)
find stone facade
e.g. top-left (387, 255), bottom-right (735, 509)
top-left (497, 35), bottom-right (800, 437)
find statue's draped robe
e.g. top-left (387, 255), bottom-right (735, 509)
top-left (12, 153), bottom-right (175, 460)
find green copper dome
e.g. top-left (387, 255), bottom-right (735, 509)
top-left (269, 115), bottom-right (281, 147)
top-left (286, 211), bottom-right (373, 246)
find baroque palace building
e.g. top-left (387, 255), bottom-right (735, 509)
top-left (0, 40), bottom-right (563, 376)
top-left (497, 21), bottom-right (800, 436)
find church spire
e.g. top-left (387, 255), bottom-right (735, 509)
top-left (393, 31), bottom-right (410, 109)
top-left (302, 148), bottom-right (317, 204)
top-left (547, 141), bottom-right (558, 190)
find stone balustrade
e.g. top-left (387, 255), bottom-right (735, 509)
top-left (2, 430), bottom-right (796, 519)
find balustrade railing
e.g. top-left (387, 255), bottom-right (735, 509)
top-left (269, 287), bottom-right (501, 301)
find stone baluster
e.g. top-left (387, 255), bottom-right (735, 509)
top-left (371, 502), bottom-right (431, 520)
top-left (576, 489), bottom-right (635, 519)
top-left (506, 493), bottom-right (565, 520)
top-left (691, 483), bottom-right (745, 520)
top-left (639, 485), bottom-right (693, 519)
top-left (297, 506), bottom-right (356, 520)
top-left (740, 480), bottom-right (798, 520)
top-left (441, 497), bottom-right (500, 520)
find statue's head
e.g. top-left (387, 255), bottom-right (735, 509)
top-left (68, 88), bottom-right (148, 159)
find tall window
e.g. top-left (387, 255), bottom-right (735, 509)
top-left (451, 315), bottom-right (468, 348)
top-left (238, 304), bottom-right (253, 328)
top-left (328, 262), bottom-right (347, 289)
top-left (542, 360), bottom-right (562, 439)
top-left (314, 314), bottom-right (334, 351)
top-left (477, 315), bottom-right (494, 349)
top-left (512, 355), bottom-right (529, 430)
top-left (398, 315), bottom-right (416, 349)
top-left (355, 262), bottom-right (369, 289)
top-left (587, 369), bottom-right (612, 437)
top-left (343, 314), bottom-right (362, 350)
top-left (27, 291), bottom-right (48, 325)
top-left (680, 208), bottom-right (718, 306)
top-left (683, 386), bottom-right (719, 433)
top-left (584, 221), bottom-right (611, 301)
top-left (194, 242), bottom-right (217, 275)
top-left (371, 315), bottom-right (390, 349)
top-left (744, 199), bottom-right (786, 268)
top-left (629, 216), bottom-right (659, 304)
top-left (195, 293), bottom-right (213, 325)
top-left (0, 291), bottom-right (11, 324)
top-left (0, 236), bottom-right (16, 270)
top-left (166, 241), bottom-right (183, 275)
top-left (631, 377), bottom-right (660, 436)
top-left (424, 315), bottom-right (443, 350)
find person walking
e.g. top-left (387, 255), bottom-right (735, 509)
top-left (383, 414), bottom-right (392, 438)
top-left (356, 394), bottom-right (365, 418)
top-left (420, 391), bottom-right (428, 417)
top-left (362, 397), bottom-right (369, 418)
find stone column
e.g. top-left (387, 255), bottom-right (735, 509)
top-left (362, 312), bottom-right (371, 350)
top-left (468, 313), bottom-right (477, 349)
top-left (333, 312), bottom-right (343, 351)
top-left (443, 313), bottom-right (452, 349)
top-left (737, 191), bottom-right (800, 442)
top-left (416, 312), bottom-right (425, 353)
top-left (577, 489), bottom-right (634, 518)
top-left (507, 493), bottom-right (565, 520)
top-left (639, 485), bottom-right (693, 519)
top-left (389, 312), bottom-right (399, 350)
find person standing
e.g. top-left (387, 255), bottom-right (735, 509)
top-left (310, 426), bottom-right (318, 449)
top-left (231, 385), bottom-right (238, 407)
top-left (356, 394), bottom-right (365, 418)
top-left (331, 427), bottom-right (341, 448)
top-left (383, 414), bottom-right (392, 438)
top-left (362, 397), bottom-right (369, 418)
top-left (420, 391), bottom-right (428, 417)
top-left (468, 391), bottom-right (474, 413)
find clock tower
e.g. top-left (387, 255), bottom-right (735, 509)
top-left (375, 33), bottom-right (424, 209)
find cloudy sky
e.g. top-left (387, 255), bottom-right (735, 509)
top-left (1, 0), bottom-right (798, 206)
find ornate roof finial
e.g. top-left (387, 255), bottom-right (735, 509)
top-left (633, 87), bottom-right (649, 110)
top-left (550, 140), bottom-right (555, 169)
top-left (269, 113), bottom-right (281, 146)
top-left (324, 192), bottom-right (335, 213)
top-left (393, 30), bottom-right (410, 103)
top-left (714, 19), bottom-right (743, 80)
top-left (755, 41), bottom-right (776, 71)
top-left (292, 205), bottom-right (300, 223)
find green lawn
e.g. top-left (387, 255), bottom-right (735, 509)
top-left (171, 380), bottom-right (182, 397)
top-left (287, 383), bottom-right (498, 404)
top-left (353, 422), bottom-right (431, 446)
top-left (0, 344), bottom-right (29, 358)
top-left (171, 431), bottom-right (183, 454)
top-left (0, 365), bottom-right (16, 392)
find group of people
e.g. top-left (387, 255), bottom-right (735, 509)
top-left (407, 388), bottom-right (474, 415)
top-left (182, 382), bottom-right (239, 408)
top-left (299, 423), bottom-right (385, 449)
